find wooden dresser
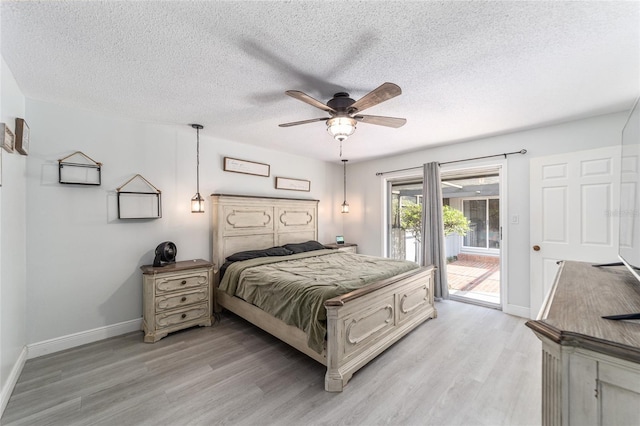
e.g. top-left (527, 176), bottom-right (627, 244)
top-left (526, 261), bottom-right (640, 425)
top-left (141, 259), bottom-right (213, 342)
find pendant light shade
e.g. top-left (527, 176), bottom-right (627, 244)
top-left (190, 124), bottom-right (205, 213)
top-left (191, 192), bottom-right (205, 213)
top-left (341, 159), bottom-right (349, 213)
top-left (327, 117), bottom-right (356, 142)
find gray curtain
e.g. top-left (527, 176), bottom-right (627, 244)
top-left (421, 162), bottom-right (448, 300)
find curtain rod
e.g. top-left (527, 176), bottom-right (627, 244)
top-left (375, 149), bottom-right (527, 176)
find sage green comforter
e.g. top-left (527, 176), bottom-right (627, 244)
top-left (219, 249), bottom-right (419, 353)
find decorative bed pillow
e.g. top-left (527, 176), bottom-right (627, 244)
top-left (225, 246), bottom-right (293, 262)
top-left (283, 240), bottom-right (326, 254)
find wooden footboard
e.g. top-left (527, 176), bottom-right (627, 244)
top-left (324, 266), bottom-right (436, 391)
top-left (215, 265), bottom-right (436, 392)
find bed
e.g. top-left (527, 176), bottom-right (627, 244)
top-left (211, 194), bottom-right (437, 391)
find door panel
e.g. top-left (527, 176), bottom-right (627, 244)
top-left (542, 186), bottom-right (568, 242)
top-left (530, 146), bottom-right (620, 318)
top-left (581, 183), bottom-right (612, 245)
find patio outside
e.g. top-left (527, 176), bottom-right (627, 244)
top-left (447, 253), bottom-right (500, 306)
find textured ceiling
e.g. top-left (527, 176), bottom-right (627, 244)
top-left (1, 1), bottom-right (639, 162)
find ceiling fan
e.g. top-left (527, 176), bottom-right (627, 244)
top-left (278, 82), bottom-right (407, 142)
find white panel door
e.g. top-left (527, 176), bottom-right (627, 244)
top-left (530, 146), bottom-right (620, 318)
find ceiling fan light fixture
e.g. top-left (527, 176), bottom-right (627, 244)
top-left (327, 117), bottom-right (356, 142)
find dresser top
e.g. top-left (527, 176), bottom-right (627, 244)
top-left (140, 259), bottom-right (212, 275)
top-left (526, 261), bottom-right (640, 363)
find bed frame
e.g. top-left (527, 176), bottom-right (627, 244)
top-left (211, 194), bottom-right (437, 391)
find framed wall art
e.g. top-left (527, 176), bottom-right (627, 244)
top-left (223, 157), bottom-right (270, 177)
top-left (1, 123), bottom-right (14, 153)
top-left (14, 118), bottom-right (29, 155)
top-left (275, 176), bottom-right (311, 192)
top-left (117, 174), bottom-right (162, 219)
top-left (58, 151), bottom-right (102, 185)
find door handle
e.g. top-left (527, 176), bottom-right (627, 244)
top-left (533, 245), bottom-right (541, 251)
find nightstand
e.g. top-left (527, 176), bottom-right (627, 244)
top-left (324, 242), bottom-right (358, 253)
top-left (141, 259), bottom-right (213, 343)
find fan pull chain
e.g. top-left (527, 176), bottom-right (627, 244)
top-left (339, 140), bottom-right (343, 157)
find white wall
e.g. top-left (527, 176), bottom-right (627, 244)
top-left (24, 98), bottom-right (342, 346)
top-left (0, 58), bottom-right (28, 413)
top-left (347, 112), bottom-right (629, 317)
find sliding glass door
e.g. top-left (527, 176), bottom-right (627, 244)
top-left (384, 165), bottom-right (504, 309)
top-left (462, 198), bottom-right (500, 250)
top-left (388, 180), bottom-right (422, 263)
top-left (441, 167), bottom-right (502, 308)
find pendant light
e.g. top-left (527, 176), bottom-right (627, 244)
top-left (341, 159), bottom-right (349, 213)
top-left (190, 124), bottom-right (205, 213)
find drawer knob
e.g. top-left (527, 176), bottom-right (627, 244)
top-left (181, 280), bottom-right (187, 285)
top-left (181, 296), bottom-right (187, 302)
top-left (181, 313), bottom-right (187, 319)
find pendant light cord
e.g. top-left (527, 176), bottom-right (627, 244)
top-left (343, 159), bottom-right (347, 203)
top-left (196, 127), bottom-right (200, 194)
top-left (190, 123), bottom-right (205, 213)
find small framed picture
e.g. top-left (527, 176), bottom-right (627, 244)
top-left (336, 235), bottom-right (345, 245)
top-left (275, 176), bottom-right (311, 192)
top-left (15, 118), bottom-right (29, 155)
top-left (223, 157), bottom-right (270, 177)
top-left (1, 123), bottom-right (14, 153)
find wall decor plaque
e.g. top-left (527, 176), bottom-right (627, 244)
top-left (275, 176), bottom-right (311, 192)
top-left (223, 157), bottom-right (270, 177)
top-left (1, 123), bottom-right (14, 153)
top-left (15, 118), bottom-right (29, 155)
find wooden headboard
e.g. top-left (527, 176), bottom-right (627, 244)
top-left (211, 194), bottom-right (319, 272)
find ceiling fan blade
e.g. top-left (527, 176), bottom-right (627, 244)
top-left (350, 82), bottom-right (402, 113)
top-left (354, 114), bottom-right (407, 128)
top-left (285, 90), bottom-right (336, 113)
top-left (278, 117), bottom-right (328, 128)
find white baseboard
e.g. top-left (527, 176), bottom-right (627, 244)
top-left (1, 346), bottom-right (28, 417)
top-left (503, 303), bottom-right (531, 319)
top-left (27, 318), bottom-right (142, 360)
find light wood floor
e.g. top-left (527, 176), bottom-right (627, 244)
top-left (2, 301), bottom-right (541, 426)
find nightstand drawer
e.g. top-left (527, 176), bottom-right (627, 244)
top-left (337, 245), bottom-right (357, 253)
top-left (156, 288), bottom-right (209, 311)
top-left (155, 271), bottom-right (209, 294)
top-left (155, 303), bottom-right (209, 328)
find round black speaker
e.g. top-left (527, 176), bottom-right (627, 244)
top-left (153, 241), bottom-right (177, 267)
